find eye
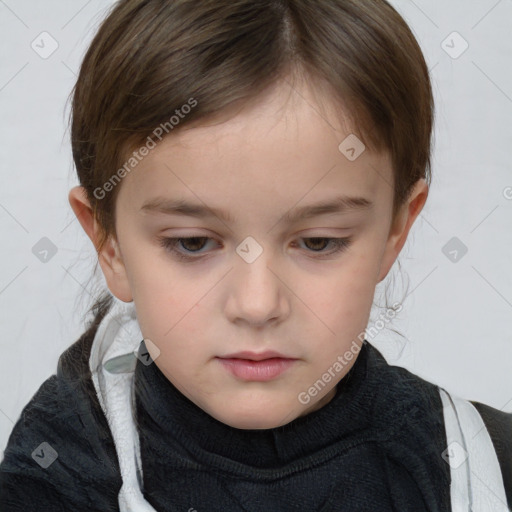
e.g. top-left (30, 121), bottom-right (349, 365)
top-left (157, 236), bottom-right (217, 261)
top-left (158, 235), bottom-right (353, 262)
top-left (293, 237), bottom-right (353, 258)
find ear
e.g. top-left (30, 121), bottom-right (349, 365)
top-left (377, 178), bottom-right (429, 283)
top-left (68, 186), bottom-right (133, 302)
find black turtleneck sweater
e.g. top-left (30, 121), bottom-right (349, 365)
top-left (134, 339), bottom-right (451, 511)
top-left (2, 321), bottom-right (512, 512)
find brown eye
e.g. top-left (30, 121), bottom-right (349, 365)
top-left (295, 237), bottom-right (353, 257)
top-left (157, 236), bottom-right (218, 262)
top-left (178, 237), bottom-right (209, 252)
top-left (302, 237), bottom-right (331, 251)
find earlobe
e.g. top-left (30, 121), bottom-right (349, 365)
top-left (377, 179), bottom-right (429, 283)
top-left (67, 186), bottom-right (133, 302)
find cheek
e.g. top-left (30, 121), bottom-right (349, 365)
top-left (309, 252), bottom-right (378, 306)
top-left (124, 242), bottom-right (195, 315)
top-left (131, 273), bottom-right (211, 363)
top-left (298, 253), bottom-right (379, 343)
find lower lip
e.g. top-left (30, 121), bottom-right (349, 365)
top-left (216, 357), bottom-right (297, 381)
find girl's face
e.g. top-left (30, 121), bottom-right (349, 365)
top-left (83, 78), bottom-right (426, 429)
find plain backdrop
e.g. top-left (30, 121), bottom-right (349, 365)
top-left (1, 0), bottom-right (511, 454)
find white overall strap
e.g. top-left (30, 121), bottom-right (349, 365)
top-left (439, 388), bottom-right (509, 512)
top-left (89, 297), bottom-right (158, 512)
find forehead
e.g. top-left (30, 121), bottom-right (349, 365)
top-left (117, 79), bottom-right (393, 220)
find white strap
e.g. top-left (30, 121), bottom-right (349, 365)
top-left (439, 388), bottom-right (509, 511)
top-left (89, 297), bottom-right (157, 512)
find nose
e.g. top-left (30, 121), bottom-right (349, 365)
top-left (224, 249), bottom-right (290, 327)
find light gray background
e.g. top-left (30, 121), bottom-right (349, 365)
top-left (1, 0), bottom-right (511, 454)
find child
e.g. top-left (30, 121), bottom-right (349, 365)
top-left (1, 0), bottom-right (511, 510)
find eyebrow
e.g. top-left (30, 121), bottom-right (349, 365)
top-left (140, 194), bottom-right (373, 224)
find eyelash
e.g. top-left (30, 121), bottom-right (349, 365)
top-left (157, 235), bottom-right (353, 262)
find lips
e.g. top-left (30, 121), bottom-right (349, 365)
top-left (216, 350), bottom-right (298, 381)
top-left (219, 350), bottom-right (295, 361)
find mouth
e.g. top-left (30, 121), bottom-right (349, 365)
top-left (218, 350), bottom-right (295, 361)
top-left (215, 355), bottom-right (298, 381)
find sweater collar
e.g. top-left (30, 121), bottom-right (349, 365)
top-left (133, 337), bottom-right (373, 468)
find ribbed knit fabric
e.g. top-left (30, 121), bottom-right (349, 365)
top-left (134, 339), bottom-right (451, 511)
top-left (3, 306), bottom-right (511, 512)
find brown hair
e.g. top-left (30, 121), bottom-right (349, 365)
top-left (68, 0), bottom-right (434, 329)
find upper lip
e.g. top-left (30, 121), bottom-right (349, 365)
top-left (218, 350), bottom-right (296, 361)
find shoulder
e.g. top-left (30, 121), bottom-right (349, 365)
top-left (470, 400), bottom-right (512, 506)
top-left (363, 342), bottom-right (447, 424)
top-left (372, 344), bottom-right (512, 453)
top-left (0, 321), bottom-right (122, 511)
top-left (470, 400), bottom-right (512, 446)
top-left (365, 344), bottom-right (512, 509)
